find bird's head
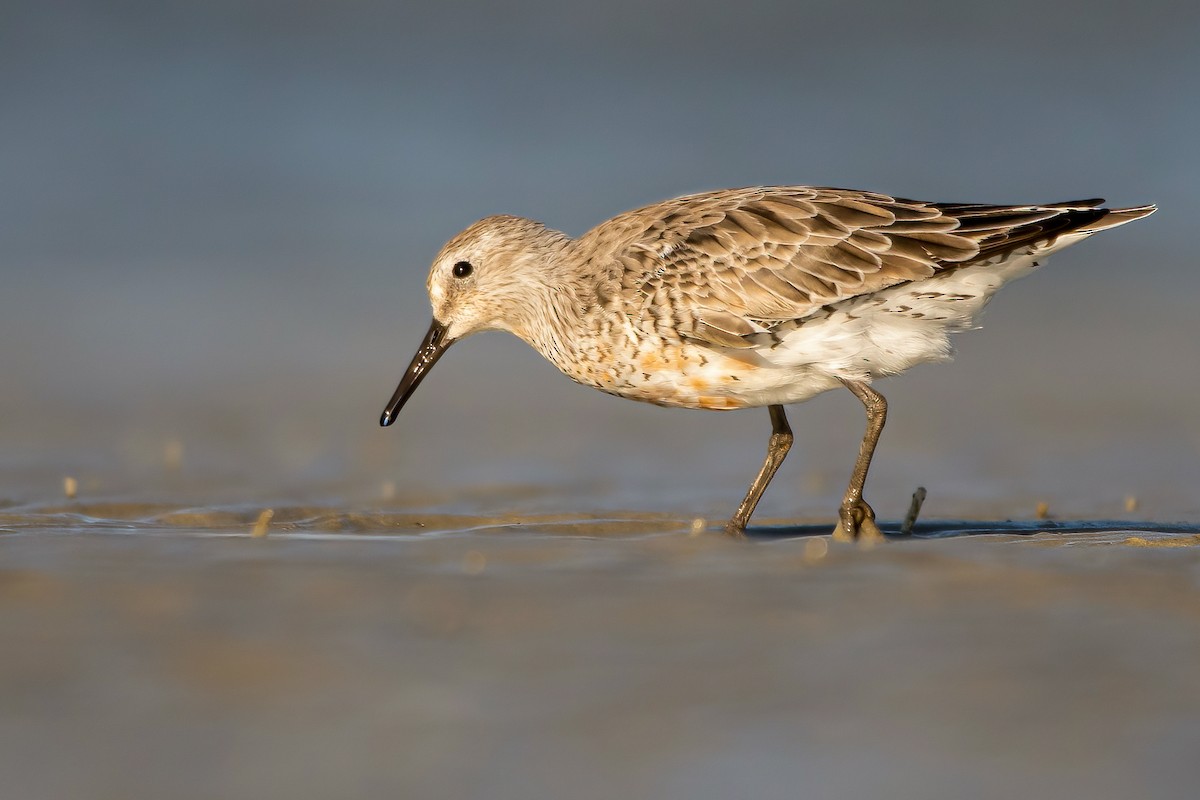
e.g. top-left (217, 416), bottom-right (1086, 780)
top-left (379, 215), bottom-right (568, 427)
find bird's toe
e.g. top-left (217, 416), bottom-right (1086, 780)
top-left (832, 499), bottom-right (884, 543)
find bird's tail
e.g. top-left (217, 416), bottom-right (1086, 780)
top-left (1079, 203), bottom-right (1157, 232)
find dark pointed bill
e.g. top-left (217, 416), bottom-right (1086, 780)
top-left (379, 319), bottom-right (452, 427)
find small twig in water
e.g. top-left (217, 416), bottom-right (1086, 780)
top-left (900, 487), bottom-right (927, 536)
top-left (251, 508), bottom-right (274, 538)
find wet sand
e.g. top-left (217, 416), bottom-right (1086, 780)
top-left (3, 499), bottom-right (1200, 800)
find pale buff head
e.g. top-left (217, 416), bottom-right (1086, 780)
top-left (379, 215), bottom-right (568, 426)
top-left (426, 215), bottom-right (568, 343)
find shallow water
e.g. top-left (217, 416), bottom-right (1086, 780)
top-left (4, 271), bottom-right (1200, 798)
top-left (6, 248), bottom-right (1200, 800)
top-left (3, 493), bottom-right (1200, 799)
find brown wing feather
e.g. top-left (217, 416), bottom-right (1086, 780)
top-left (582, 187), bottom-right (1137, 348)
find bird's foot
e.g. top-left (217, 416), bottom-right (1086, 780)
top-left (832, 499), bottom-right (884, 544)
top-left (723, 519), bottom-right (748, 539)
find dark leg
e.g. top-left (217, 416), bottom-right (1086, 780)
top-left (725, 405), bottom-right (793, 537)
top-left (834, 379), bottom-right (887, 541)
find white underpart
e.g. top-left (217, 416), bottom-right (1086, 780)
top-left (743, 234), bottom-right (1092, 406)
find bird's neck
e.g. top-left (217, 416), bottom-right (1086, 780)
top-left (506, 241), bottom-right (597, 372)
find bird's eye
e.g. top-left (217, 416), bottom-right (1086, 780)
top-left (452, 261), bottom-right (474, 278)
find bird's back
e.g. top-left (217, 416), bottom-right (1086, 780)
top-left (562, 187), bottom-right (1154, 409)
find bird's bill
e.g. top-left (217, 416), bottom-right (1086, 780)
top-left (379, 319), bottom-right (452, 427)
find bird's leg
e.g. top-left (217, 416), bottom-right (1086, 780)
top-left (833, 379), bottom-right (886, 542)
top-left (725, 405), bottom-right (792, 538)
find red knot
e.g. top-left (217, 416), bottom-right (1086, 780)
top-left (379, 186), bottom-right (1155, 539)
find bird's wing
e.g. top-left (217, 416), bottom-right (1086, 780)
top-left (586, 186), bottom-right (1115, 348)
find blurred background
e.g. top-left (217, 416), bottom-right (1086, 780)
top-left (4, 0), bottom-right (1198, 516)
top-left (5, 4), bottom-right (1200, 800)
